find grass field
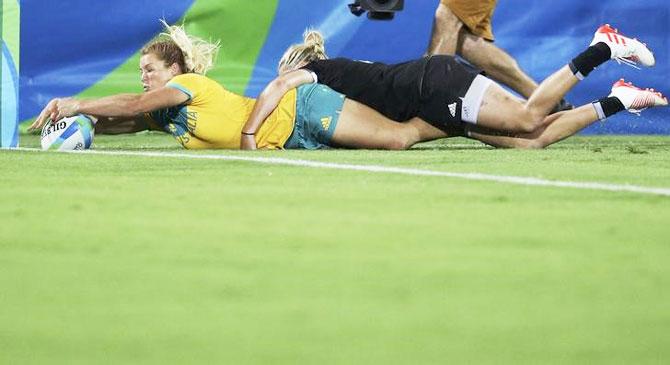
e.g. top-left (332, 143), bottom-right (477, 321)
top-left (2, 133), bottom-right (670, 364)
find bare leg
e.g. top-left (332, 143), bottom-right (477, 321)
top-left (331, 100), bottom-right (448, 150)
top-left (459, 32), bottom-right (538, 98)
top-left (470, 105), bottom-right (599, 149)
top-left (426, 3), bottom-right (463, 56)
top-left (476, 66), bottom-right (579, 133)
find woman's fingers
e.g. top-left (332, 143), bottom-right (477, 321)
top-left (29, 98), bottom-right (77, 131)
top-left (29, 99), bottom-right (58, 131)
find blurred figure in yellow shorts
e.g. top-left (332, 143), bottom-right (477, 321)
top-left (427, 0), bottom-right (572, 111)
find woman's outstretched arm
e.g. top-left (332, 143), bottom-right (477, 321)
top-left (29, 87), bottom-right (189, 131)
top-left (241, 69), bottom-right (314, 149)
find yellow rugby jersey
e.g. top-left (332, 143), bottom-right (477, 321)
top-left (147, 73), bottom-right (297, 149)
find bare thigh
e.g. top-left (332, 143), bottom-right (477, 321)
top-left (331, 100), bottom-right (449, 150)
top-left (475, 82), bottom-right (534, 132)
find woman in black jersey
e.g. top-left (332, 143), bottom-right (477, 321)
top-left (241, 27), bottom-right (666, 150)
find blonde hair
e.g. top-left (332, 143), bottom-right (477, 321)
top-left (142, 20), bottom-right (220, 75)
top-left (278, 29), bottom-right (328, 73)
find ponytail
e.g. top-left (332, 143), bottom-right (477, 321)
top-left (278, 29), bottom-right (328, 73)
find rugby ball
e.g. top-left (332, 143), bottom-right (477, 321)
top-left (41, 114), bottom-right (95, 150)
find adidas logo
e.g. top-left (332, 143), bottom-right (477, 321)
top-left (459, 97), bottom-right (472, 120)
top-left (321, 116), bottom-right (332, 131)
top-left (448, 102), bottom-right (457, 118)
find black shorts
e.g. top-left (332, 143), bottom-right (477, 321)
top-left (418, 55), bottom-right (483, 129)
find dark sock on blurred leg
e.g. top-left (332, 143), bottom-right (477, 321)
top-left (569, 43), bottom-right (611, 80)
top-left (592, 96), bottom-right (625, 120)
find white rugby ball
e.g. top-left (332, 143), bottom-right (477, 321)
top-left (41, 114), bottom-right (95, 151)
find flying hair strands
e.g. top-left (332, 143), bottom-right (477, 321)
top-left (159, 19), bottom-right (220, 75)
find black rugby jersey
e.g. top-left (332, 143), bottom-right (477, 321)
top-left (301, 57), bottom-right (430, 122)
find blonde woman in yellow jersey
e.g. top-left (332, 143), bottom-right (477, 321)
top-left (31, 22), bottom-right (445, 150)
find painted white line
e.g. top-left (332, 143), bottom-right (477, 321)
top-left (8, 147), bottom-right (670, 197)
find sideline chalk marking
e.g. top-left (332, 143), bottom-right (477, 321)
top-left (11, 147), bottom-right (670, 197)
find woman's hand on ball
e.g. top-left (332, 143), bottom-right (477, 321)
top-left (29, 99), bottom-right (57, 131)
top-left (30, 98), bottom-right (80, 131)
top-left (54, 98), bottom-right (80, 120)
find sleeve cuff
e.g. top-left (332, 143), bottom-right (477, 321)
top-left (166, 82), bottom-right (193, 102)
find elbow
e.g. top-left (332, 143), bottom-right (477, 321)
top-left (269, 73), bottom-right (303, 95)
top-left (270, 78), bottom-right (291, 94)
top-left (257, 79), bottom-right (291, 104)
top-left (434, 3), bottom-right (449, 22)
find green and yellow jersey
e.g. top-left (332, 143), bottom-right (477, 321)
top-left (147, 73), bottom-right (296, 149)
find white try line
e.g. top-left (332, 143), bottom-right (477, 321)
top-left (10, 147), bottom-right (670, 197)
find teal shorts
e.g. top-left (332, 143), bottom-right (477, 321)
top-left (284, 83), bottom-right (346, 149)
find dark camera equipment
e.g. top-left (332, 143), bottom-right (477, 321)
top-left (348, 0), bottom-right (404, 20)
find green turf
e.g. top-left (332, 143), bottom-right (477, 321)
top-left (2, 134), bottom-right (670, 364)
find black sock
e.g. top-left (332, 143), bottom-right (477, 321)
top-left (569, 43), bottom-right (611, 80)
top-left (592, 97), bottom-right (625, 121)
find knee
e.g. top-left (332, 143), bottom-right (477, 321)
top-left (513, 121), bottom-right (542, 135)
top-left (434, 4), bottom-right (450, 23)
top-left (512, 106), bottom-right (546, 134)
top-left (387, 135), bottom-right (413, 150)
top-left (514, 121), bottom-right (540, 134)
top-left (380, 130), bottom-right (415, 150)
top-left (498, 121), bottom-right (533, 135)
top-left (516, 139), bottom-right (545, 149)
top-left (434, 4), bottom-right (460, 31)
top-left (492, 56), bottom-right (521, 75)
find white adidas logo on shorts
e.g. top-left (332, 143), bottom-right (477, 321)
top-left (448, 102), bottom-right (457, 118)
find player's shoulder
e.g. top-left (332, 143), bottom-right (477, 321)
top-left (168, 73), bottom-right (220, 94)
top-left (169, 73), bottom-right (215, 86)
